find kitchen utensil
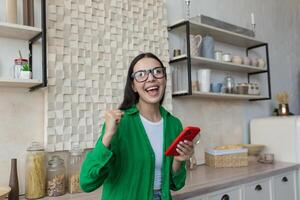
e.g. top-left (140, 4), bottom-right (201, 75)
top-left (0, 187), bottom-right (11, 200)
top-left (250, 58), bottom-right (258, 66)
top-left (242, 57), bottom-right (250, 65)
top-left (257, 58), bottom-right (265, 68)
top-left (214, 50), bottom-right (222, 61)
top-left (189, 34), bottom-right (202, 56)
top-left (258, 153), bottom-right (274, 164)
top-left (232, 56), bottom-right (242, 64)
top-left (222, 53), bottom-right (232, 62)
top-left (224, 75), bottom-right (235, 93)
top-left (236, 83), bottom-right (249, 94)
top-left (173, 49), bottom-right (181, 57)
top-left (197, 69), bottom-right (211, 92)
top-left (210, 83), bottom-right (222, 93)
top-left (200, 35), bottom-right (214, 58)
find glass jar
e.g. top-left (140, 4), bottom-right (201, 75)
top-left (47, 155), bottom-right (66, 197)
top-left (224, 75), bottom-right (235, 93)
top-left (25, 142), bottom-right (46, 199)
top-left (13, 58), bottom-right (28, 79)
top-left (68, 144), bottom-right (83, 193)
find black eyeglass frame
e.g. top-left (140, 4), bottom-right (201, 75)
top-left (131, 66), bottom-right (166, 83)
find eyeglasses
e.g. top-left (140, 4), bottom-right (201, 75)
top-left (131, 67), bottom-right (166, 83)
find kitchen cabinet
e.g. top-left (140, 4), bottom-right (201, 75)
top-left (273, 171), bottom-right (297, 200)
top-left (0, 1), bottom-right (47, 91)
top-left (168, 20), bottom-right (271, 101)
top-left (243, 178), bottom-right (271, 200)
top-left (183, 169), bottom-right (297, 200)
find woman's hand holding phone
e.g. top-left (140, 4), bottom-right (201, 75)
top-left (102, 110), bottom-right (124, 147)
top-left (174, 140), bottom-right (194, 161)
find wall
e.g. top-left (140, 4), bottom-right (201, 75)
top-left (45, 0), bottom-right (172, 151)
top-left (166, 0), bottom-right (300, 164)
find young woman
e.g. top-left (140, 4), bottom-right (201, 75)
top-left (80, 53), bottom-right (194, 200)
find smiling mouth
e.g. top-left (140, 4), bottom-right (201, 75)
top-left (145, 85), bottom-right (160, 97)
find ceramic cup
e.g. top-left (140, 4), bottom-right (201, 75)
top-left (232, 56), bottom-right (242, 65)
top-left (214, 50), bottom-right (223, 61)
top-left (210, 83), bottom-right (223, 93)
top-left (242, 57), bottom-right (250, 65)
top-left (257, 58), bottom-right (266, 68)
top-left (222, 53), bottom-right (232, 62)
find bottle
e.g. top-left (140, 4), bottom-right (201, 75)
top-left (8, 158), bottom-right (19, 200)
top-left (25, 142), bottom-right (46, 199)
top-left (68, 144), bottom-right (83, 193)
top-left (47, 155), bottom-right (66, 197)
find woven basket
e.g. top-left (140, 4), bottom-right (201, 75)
top-left (205, 151), bottom-right (248, 168)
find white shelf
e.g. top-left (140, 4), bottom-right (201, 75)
top-left (170, 55), bottom-right (266, 73)
top-left (169, 20), bottom-right (265, 47)
top-left (0, 78), bottom-right (42, 88)
top-left (173, 90), bottom-right (266, 100)
top-left (0, 22), bottom-right (42, 40)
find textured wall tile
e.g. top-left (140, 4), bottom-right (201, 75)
top-left (47, 0), bottom-right (171, 151)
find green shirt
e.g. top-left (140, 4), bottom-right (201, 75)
top-left (80, 105), bottom-right (186, 200)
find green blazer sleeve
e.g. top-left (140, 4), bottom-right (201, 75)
top-left (80, 124), bottom-right (116, 192)
top-left (170, 119), bottom-right (186, 191)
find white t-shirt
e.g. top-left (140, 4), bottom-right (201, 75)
top-left (140, 114), bottom-right (163, 190)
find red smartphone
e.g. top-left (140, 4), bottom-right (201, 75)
top-left (165, 126), bottom-right (201, 156)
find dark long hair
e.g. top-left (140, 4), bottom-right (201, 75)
top-left (119, 52), bottom-right (166, 110)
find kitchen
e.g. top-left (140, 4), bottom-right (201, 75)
top-left (0, 0), bottom-right (300, 199)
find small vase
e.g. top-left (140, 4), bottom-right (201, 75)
top-left (19, 71), bottom-right (32, 79)
top-left (8, 158), bottom-right (19, 200)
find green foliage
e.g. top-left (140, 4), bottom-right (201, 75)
top-left (22, 63), bottom-right (30, 71)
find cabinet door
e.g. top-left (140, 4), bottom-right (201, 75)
top-left (207, 187), bottom-right (242, 200)
top-left (244, 178), bottom-right (271, 200)
top-left (273, 171), bottom-right (297, 200)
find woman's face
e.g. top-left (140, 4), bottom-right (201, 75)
top-left (132, 57), bottom-right (166, 105)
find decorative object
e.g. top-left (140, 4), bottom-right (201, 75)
top-left (189, 34), bottom-right (202, 56)
top-left (8, 159), bottom-right (19, 200)
top-left (258, 153), bottom-right (274, 164)
top-left (19, 63), bottom-right (32, 79)
top-left (23, 0), bottom-right (34, 26)
top-left (276, 92), bottom-right (289, 116)
top-left (197, 69), bottom-right (211, 92)
top-left (242, 57), bottom-right (250, 65)
top-left (236, 83), bottom-right (249, 95)
top-left (191, 15), bottom-right (255, 37)
top-left (25, 142), bottom-right (46, 199)
top-left (251, 13), bottom-right (256, 33)
top-left (173, 49), bottom-right (181, 57)
top-left (214, 50), bottom-right (222, 61)
top-left (257, 58), bottom-right (265, 68)
top-left (250, 57), bottom-right (258, 66)
top-left (185, 0), bottom-right (191, 20)
top-left (239, 144), bottom-right (265, 156)
top-left (200, 36), bottom-right (215, 59)
top-left (0, 187), bottom-right (11, 200)
top-left (5, 0), bottom-right (17, 24)
top-left (232, 56), bottom-right (242, 64)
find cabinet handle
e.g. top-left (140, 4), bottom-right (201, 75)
top-left (255, 184), bottom-right (262, 191)
top-left (221, 194), bottom-right (230, 200)
top-left (282, 176), bottom-right (288, 182)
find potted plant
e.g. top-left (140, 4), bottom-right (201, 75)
top-left (19, 63), bottom-right (32, 79)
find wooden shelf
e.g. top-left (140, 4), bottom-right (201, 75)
top-left (168, 20), bottom-right (265, 48)
top-left (170, 55), bottom-right (267, 73)
top-left (0, 78), bottom-right (42, 88)
top-left (0, 22), bottom-right (42, 40)
top-left (173, 90), bottom-right (267, 100)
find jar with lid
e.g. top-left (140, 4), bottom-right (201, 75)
top-left (12, 58), bottom-right (28, 79)
top-left (47, 155), bottom-right (66, 197)
top-left (224, 75), bottom-right (235, 93)
top-left (68, 144), bottom-right (83, 193)
top-left (25, 142), bottom-right (46, 199)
